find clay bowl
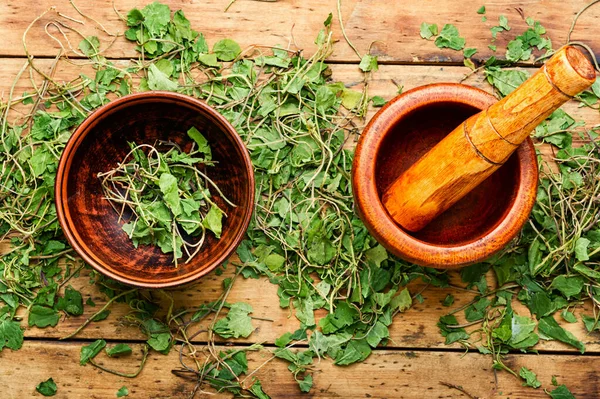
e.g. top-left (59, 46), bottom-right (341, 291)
top-left (55, 92), bottom-right (254, 288)
top-left (352, 84), bottom-right (538, 268)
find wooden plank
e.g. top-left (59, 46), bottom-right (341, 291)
top-left (1, 340), bottom-right (600, 398)
top-left (19, 265), bottom-right (600, 354)
top-left (0, 0), bottom-right (598, 63)
top-left (1, 58), bottom-right (597, 150)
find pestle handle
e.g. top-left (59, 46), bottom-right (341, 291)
top-left (383, 46), bottom-right (596, 232)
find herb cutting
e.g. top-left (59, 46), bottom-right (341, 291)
top-left (97, 127), bottom-right (231, 267)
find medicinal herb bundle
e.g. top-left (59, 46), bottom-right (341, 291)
top-left (98, 127), bottom-right (230, 266)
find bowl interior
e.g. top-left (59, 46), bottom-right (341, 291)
top-left (375, 101), bottom-right (520, 246)
top-left (61, 96), bottom-right (252, 287)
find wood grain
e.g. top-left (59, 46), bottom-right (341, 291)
top-left (0, 0), bottom-right (599, 64)
top-left (2, 341), bottom-right (600, 398)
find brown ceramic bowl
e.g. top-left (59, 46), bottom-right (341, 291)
top-left (352, 84), bottom-right (538, 268)
top-left (55, 92), bottom-right (254, 288)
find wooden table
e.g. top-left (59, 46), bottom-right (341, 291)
top-left (1, 1), bottom-right (599, 398)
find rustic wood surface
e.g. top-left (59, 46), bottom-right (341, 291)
top-left (0, 0), bottom-right (600, 398)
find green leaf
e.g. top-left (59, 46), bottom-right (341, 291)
top-left (498, 15), bottom-right (510, 30)
top-left (202, 204), bottom-right (224, 239)
top-left (92, 309), bottom-right (111, 322)
top-left (56, 286), bottom-right (84, 316)
top-left (213, 39), bottom-right (241, 61)
top-left (359, 55), bottom-right (378, 72)
top-left (140, 2), bottom-right (171, 36)
top-left (442, 294), bottom-right (454, 307)
top-left (573, 263), bottom-right (600, 279)
top-left (366, 321), bottom-right (389, 347)
top-left (265, 253), bottom-right (286, 272)
top-left (78, 36), bottom-right (100, 57)
top-left (528, 291), bottom-right (554, 319)
top-left (434, 24), bottom-right (466, 51)
top-left (159, 173), bottom-right (181, 216)
top-left (463, 48), bottom-right (477, 58)
top-left (420, 22), bottom-right (438, 40)
top-left (341, 89), bottom-right (363, 110)
top-left (309, 331), bottom-right (329, 357)
top-left (148, 64), bottom-right (178, 91)
top-left (143, 319), bottom-right (172, 354)
top-left (334, 339), bottom-right (371, 365)
top-left (548, 385), bottom-right (576, 399)
top-left (106, 343), bottom-right (133, 357)
top-left (582, 314), bottom-right (600, 332)
top-left (213, 302), bottom-right (254, 338)
top-left (298, 374), bottom-right (313, 393)
top-left (551, 275), bottom-right (584, 299)
top-left (371, 96), bottom-right (386, 107)
top-left (249, 379), bottom-right (270, 399)
top-left (575, 237), bottom-right (591, 261)
top-left (80, 339), bottom-right (107, 365)
top-left (198, 53), bottom-right (220, 67)
top-left (0, 318), bottom-right (24, 352)
top-left (116, 386), bottom-right (129, 397)
top-left (36, 378), bottom-right (58, 396)
top-left (561, 310), bottom-right (577, 323)
top-left (538, 316), bottom-right (585, 353)
top-left (275, 332), bottom-right (292, 348)
top-left (126, 8), bottom-right (144, 27)
top-left (390, 288), bottom-right (412, 312)
top-left (519, 367), bottom-right (541, 388)
top-left (438, 315), bottom-right (469, 345)
top-left (477, 5), bottom-right (486, 14)
top-left (28, 305), bottom-right (60, 328)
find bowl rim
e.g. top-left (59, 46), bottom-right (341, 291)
top-left (55, 91), bottom-right (255, 288)
top-left (352, 83), bottom-right (538, 267)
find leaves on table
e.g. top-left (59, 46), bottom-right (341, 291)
top-left (106, 343), bottom-right (133, 358)
top-left (420, 22), bottom-right (438, 40)
top-left (547, 385), bottom-right (576, 399)
top-left (213, 302), bottom-right (254, 339)
top-left (80, 339), bottom-right (107, 365)
top-left (36, 378), bottom-right (58, 396)
top-left (434, 24), bottom-right (466, 50)
top-left (0, 316), bottom-right (23, 352)
top-left (519, 367), bottom-right (541, 388)
top-left (538, 317), bottom-right (585, 353)
top-left (116, 386), bottom-right (129, 397)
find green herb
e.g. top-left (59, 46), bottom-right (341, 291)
top-left (498, 15), bottom-right (510, 30)
top-left (0, 316), bottom-right (23, 352)
top-left (106, 343), bottom-right (133, 357)
top-left (441, 294), bottom-right (454, 307)
top-left (56, 286), bottom-right (84, 316)
top-left (28, 305), bottom-right (60, 328)
top-left (359, 54), bottom-right (379, 72)
top-left (420, 22), bottom-right (438, 40)
top-left (116, 386), bottom-right (129, 397)
top-left (80, 339), bottom-right (107, 365)
top-left (548, 385), bottom-right (576, 399)
top-left (371, 96), bottom-right (387, 107)
top-left (213, 39), bottom-right (242, 61)
top-left (213, 302), bottom-right (254, 339)
top-left (463, 48), bottom-right (478, 58)
top-left (98, 130), bottom-right (231, 267)
top-left (36, 378), bottom-right (58, 396)
top-left (520, 367), bottom-right (541, 388)
top-left (434, 24), bottom-right (466, 50)
top-left (477, 6), bottom-right (486, 14)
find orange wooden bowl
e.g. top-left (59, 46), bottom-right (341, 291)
top-left (352, 84), bottom-right (538, 268)
top-left (55, 92), bottom-right (254, 288)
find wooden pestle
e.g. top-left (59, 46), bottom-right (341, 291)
top-left (382, 46), bottom-right (596, 232)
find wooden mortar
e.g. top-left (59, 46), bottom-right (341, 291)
top-left (382, 46), bottom-right (596, 232)
top-left (353, 84), bottom-right (538, 267)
